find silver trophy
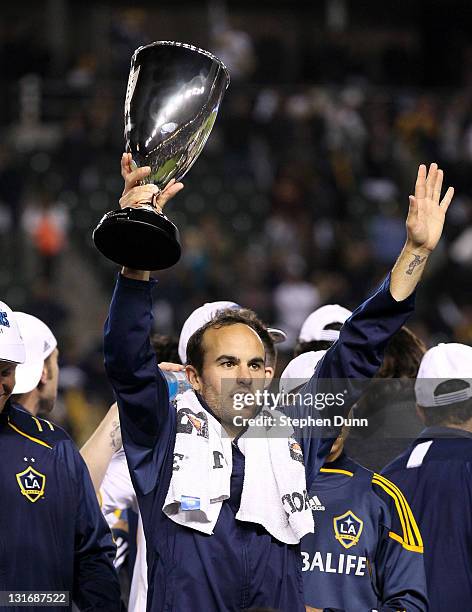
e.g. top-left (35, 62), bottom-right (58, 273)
top-left (93, 41), bottom-right (230, 270)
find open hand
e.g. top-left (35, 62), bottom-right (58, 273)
top-left (406, 163), bottom-right (454, 253)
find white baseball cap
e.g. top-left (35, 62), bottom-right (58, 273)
top-left (178, 301), bottom-right (287, 363)
top-left (415, 343), bottom-right (472, 407)
top-left (0, 301), bottom-right (25, 364)
top-left (178, 301), bottom-right (241, 363)
top-left (13, 313), bottom-right (57, 394)
top-left (298, 304), bottom-right (352, 343)
top-left (266, 327), bottom-right (287, 344)
top-left (279, 350), bottom-right (326, 394)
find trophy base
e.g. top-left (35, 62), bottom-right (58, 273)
top-left (93, 206), bottom-right (182, 271)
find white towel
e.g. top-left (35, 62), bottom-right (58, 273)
top-left (163, 390), bottom-right (314, 544)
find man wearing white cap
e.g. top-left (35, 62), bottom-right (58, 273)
top-left (12, 312), bottom-right (58, 416)
top-left (0, 300), bottom-right (26, 413)
top-left (0, 303), bottom-right (121, 610)
top-left (280, 352), bottom-right (427, 611)
top-left (294, 304), bottom-right (352, 357)
top-left (383, 343), bottom-right (472, 612)
top-left (81, 303), bottom-right (244, 612)
top-left (82, 301), bottom-right (283, 612)
top-left (101, 160), bottom-right (452, 611)
top-left (178, 301), bottom-right (240, 364)
top-left (179, 300), bottom-right (286, 371)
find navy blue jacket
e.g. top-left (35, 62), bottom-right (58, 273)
top-left (302, 453), bottom-right (427, 611)
top-left (383, 426), bottom-right (472, 612)
top-left (0, 402), bottom-right (121, 611)
top-left (104, 273), bottom-right (414, 612)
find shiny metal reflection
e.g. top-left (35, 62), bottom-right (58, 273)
top-left (93, 41), bottom-right (230, 271)
top-left (124, 41), bottom-right (230, 189)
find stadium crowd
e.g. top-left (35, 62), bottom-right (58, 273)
top-left (2, 72), bottom-right (472, 439)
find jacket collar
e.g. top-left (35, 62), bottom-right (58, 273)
top-left (417, 425), bottom-right (472, 441)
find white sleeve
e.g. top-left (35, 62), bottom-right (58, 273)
top-left (128, 514), bottom-right (148, 612)
top-left (99, 449), bottom-right (138, 515)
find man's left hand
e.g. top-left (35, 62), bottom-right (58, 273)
top-left (406, 162), bottom-right (454, 254)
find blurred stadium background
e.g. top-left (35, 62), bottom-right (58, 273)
top-left (1, 0), bottom-right (471, 443)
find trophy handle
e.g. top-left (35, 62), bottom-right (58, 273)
top-left (93, 206), bottom-right (181, 271)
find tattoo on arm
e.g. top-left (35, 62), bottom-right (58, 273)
top-left (110, 420), bottom-right (122, 451)
top-left (406, 254), bottom-right (427, 276)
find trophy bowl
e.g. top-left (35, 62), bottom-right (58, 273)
top-left (93, 41), bottom-right (230, 271)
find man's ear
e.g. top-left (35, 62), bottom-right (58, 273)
top-left (39, 363), bottom-right (49, 386)
top-left (185, 365), bottom-right (202, 392)
top-left (264, 367), bottom-right (274, 386)
top-left (416, 404), bottom-right (426, 424)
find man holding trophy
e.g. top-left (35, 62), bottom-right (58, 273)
top-left (98, 41), bottom-right (452, 611)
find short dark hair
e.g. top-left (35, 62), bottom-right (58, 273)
top-left (150, 334), bottom-right (181, 364)
top-left (352, 326), bottom-right (426, 417)
top-left (420, 380), bottom-right (472, 426)
top-left (378, 326), bottom-right (426, 379)
top-left (186, 308), bottom-right (272, 374)
top-left (294, 322), bottom-right (342, 357)
top-left (237, 308), bottom-right (276, 369)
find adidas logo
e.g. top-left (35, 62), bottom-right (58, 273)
top-left (309, 495), bottom-right (325, 511)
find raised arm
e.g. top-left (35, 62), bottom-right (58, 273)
top-left (80, 402), bottom-right (121, 494)
top-left (390, 162), bottom-right (453, 301)
top-left (103, 157), bottom-right (184, 491)
top-left (295, 163), bottom-right (454, 487)
top-left (317, 162), bottom-right (453, 382)
top-left (296, 272), bottom-right (415, 488)
top-left (104, 271), bottom-right (170, 450)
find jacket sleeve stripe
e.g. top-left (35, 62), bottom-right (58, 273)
top-left (373, 475), bottom-right (416, 546)
top-left (374, 473), bottom-right (423, 549)
top-left (372, 476), bottom-right (410, 545)
top-left (373, 474), bottom-right (423, 550)
top-left (388, 530), bottom-right (424, 553)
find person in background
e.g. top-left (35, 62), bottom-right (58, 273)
top-left (383, 343), bottom-right (472, 612)
top-left (151, 333), bottom-right (180, 364)
top-left (12, 312), bottom-right (58, 417)
top-left (346, 326), bottom-right (427, 471)
top-left (0, 304), bottom-right (121, 611)
top-left (281, 351), bottom-right (427, 611)
top-left (294, 304), bottom-right (352, 357)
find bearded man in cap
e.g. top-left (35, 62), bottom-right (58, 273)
top-left (0, 305), bottom-right (121, 611)
top-left (382, 342), bottom-right (472, 612)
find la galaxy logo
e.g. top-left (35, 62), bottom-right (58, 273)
top-left (16, 466), bottom-right (46, 503)
top-left (333, 510), bottom-right (363, 549)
